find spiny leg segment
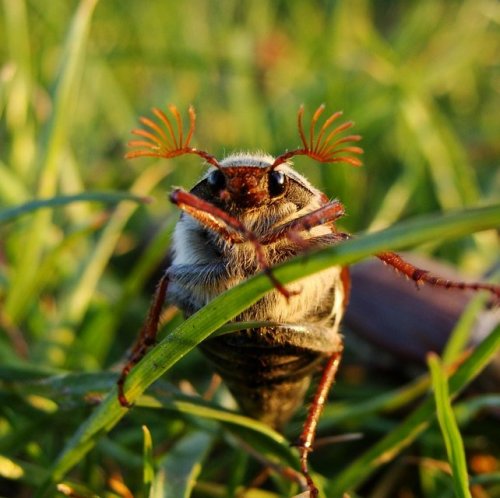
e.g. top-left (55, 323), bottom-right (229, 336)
top-left (296, 348), bottom-right (343, 497)
top-left (378, 252), bottom-right (500, 300)
top-left (117, 273), bottom-right (169, 407)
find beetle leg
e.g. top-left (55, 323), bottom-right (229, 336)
top-left (260, 200), bottom-right (346, 247)
top-left (171, 190), bottom-right (246, 244)
top-left (378, 251), bottom-right (500, 301)
top-left (171, 188), bottom-right (294, 298)
top-left (117, 272), bottom-right (169, 407)
top-left (295, 345), bottom-right (344, 497)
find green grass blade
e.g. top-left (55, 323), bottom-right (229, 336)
top-left (142, 425), bottom-right (154, 496)
top-left (428, 353), bottom-right (472, 498)
top-left (442, 295), bottom-right (488, 364)
top-left (0, 191), bottom-right (148, 224)
top-left (38, 204), bottom-right (500, 495)
top-left (36, 0), bottom-right (99, 199)
top-left (61, 163), bottom-right (172, 325)
top-left (328, 324), bottom-right (500, 496)
top-left (319, 372), bottom-right (431, 429)
top-left (401, 96), bottom-right (478, 209)
top-left (152, 431), bottom-right (213, 498)
top-left (5, 0), bottom-right (100, 323)
top-left (470, 473), bottom-right (500, 486)
top-left (2, 0), bottom-right (33, 179)
top-left (0, 160), bottom-right (29, 204)
top-left (454, 395), bottom-right (500, 425)
top-left (138, 394), bottom-right (295, 468)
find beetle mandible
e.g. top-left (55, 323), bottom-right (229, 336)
top-left (117, 104), bottom-right (500, 496)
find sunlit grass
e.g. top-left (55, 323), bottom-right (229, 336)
top-left (0, 1), bottom-right (499, 496)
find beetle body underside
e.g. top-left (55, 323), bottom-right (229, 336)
top-left (201, 323), bottom-right (343, 430)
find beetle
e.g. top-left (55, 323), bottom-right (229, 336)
top-left (117, 104), bottom-right (500, 496)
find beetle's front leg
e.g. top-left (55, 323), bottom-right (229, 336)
top-left (171, 188), bottom-right (293, 298)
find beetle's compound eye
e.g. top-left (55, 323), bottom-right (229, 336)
top-left (207, 169), bottom-right (226, 192)
top-left (268, 170), bottom-right (287, 197)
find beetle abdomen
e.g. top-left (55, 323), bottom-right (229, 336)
top-left (200, 325), bottom-right (342, 430)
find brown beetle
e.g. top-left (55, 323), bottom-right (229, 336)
top-left (118, 104), bottom-right (500, 496)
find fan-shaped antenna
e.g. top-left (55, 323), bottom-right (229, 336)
top-left (271, 104), bottom-right (363, 169)
top-left (126, 104), bottom-right (221, 169)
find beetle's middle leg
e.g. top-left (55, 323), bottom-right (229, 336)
top-left (295, 344), bottom-right (344, 497)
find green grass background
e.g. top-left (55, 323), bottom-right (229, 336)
top-left (0, 1), bottom-right (499, 497)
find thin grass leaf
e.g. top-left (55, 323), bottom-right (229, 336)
top-left (67, 215), bottom-right (177, 367)
top-left (2, 0), bottom-right (33, 179)
top-left (152, 431), bottom-right (213, 498)
top-left (5, 0), bottom-right (100, 323)
top-left (36, 0), bottom-right (99, 199)
top-left (470, 473), bottom-right (500, 485)
top-left (0, 362), bottom-right (62, 382)
top-left (442, 294), bottom-right (489, 364)
top-left (226, 449), bottom-right (250, 497)
top-left (0, 191), bottom-right (148, 224)
top-left (142, 425), bottom-right (154, 496)
top-left (454, 395), bottom-right (500, 425)
top-left (328, 324), bottom-right (500, 496)
top-left (401, 96), bottom-right (479, 208)
top-left (9, 371), bottom-right (116, 400)
top-left (428, 353), bottom-right (472, 498)
top-left (35, 203), bottom-right (500, 496)
top-left (0, 160), bottom-right (29, 204)
top-left (368, 163), bottom-right (422, 231)
top-left (137, 394), bottom-right (295, 468)
top-left (61, 163), bottom-right (171, 325)
top-left (319, 372), bottom-right (431, 429)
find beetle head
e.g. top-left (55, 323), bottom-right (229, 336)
top-left (202, 155), bottom-right (291, 209)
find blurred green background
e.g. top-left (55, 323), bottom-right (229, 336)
top-left (0, 0), bottom-right (499, 497)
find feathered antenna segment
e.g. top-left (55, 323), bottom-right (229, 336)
top-left (271, 104), bottom-right (363, 169)
top-left (126, 104), bottom-right (220, 168)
